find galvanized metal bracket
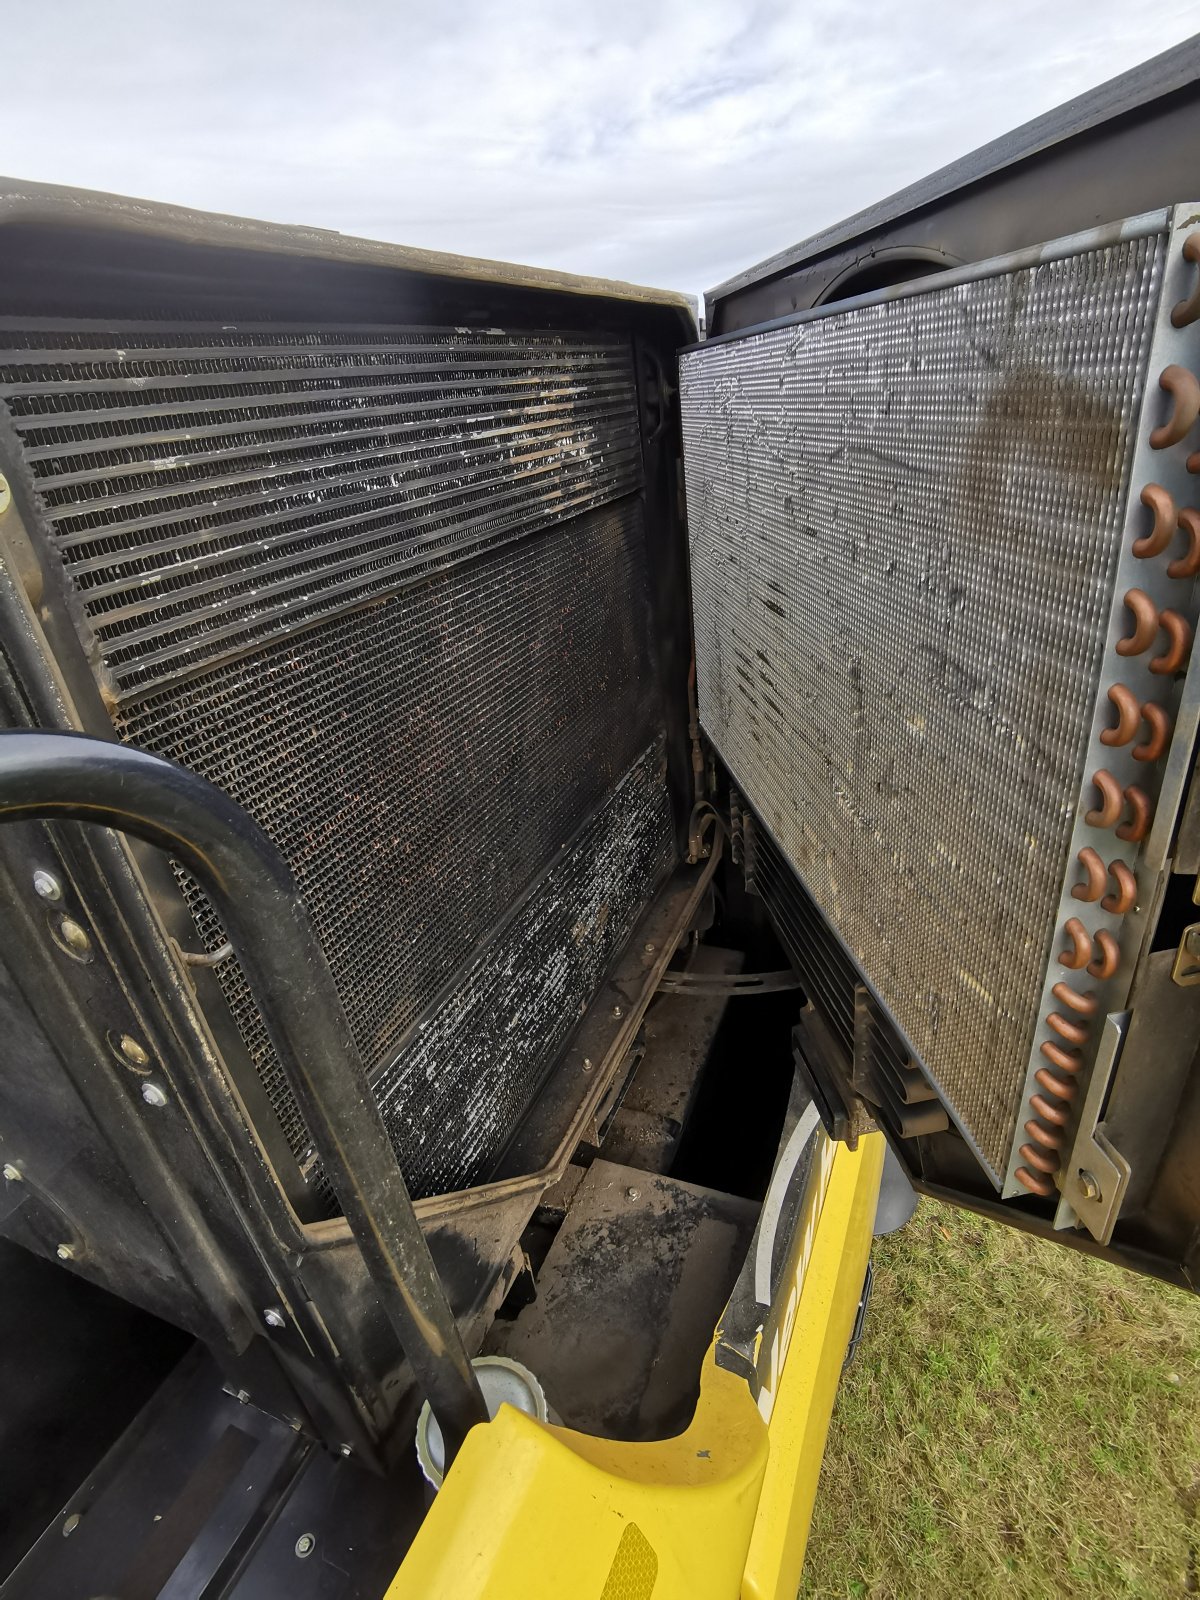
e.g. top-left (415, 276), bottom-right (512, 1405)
top-left (1056, 1011), bottom-right (1132, 1244)
top-left (1172, 921), bottom-right (1200, 985)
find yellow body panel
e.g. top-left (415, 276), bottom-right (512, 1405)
top-left (385, 1132), bottom-right (884, 1600)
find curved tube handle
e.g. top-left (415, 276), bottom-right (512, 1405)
top-left (1087, 928), bottom-right (1121, 980)
top-left (1070, 846), bottom-right (1106, 903)
top-left (1133, 702), bottom-right (1171, 762)
top-left (1115, 589), bottom-right (1159, 656)
top-left (1058, 917), bottom-right (1093, 970)
top-left (1169, 508), bottom-right (1200, 578)
top-left (1101, 859), bottom-right (1137, 915)
top-left (1099, 684), bottom-right (1141, 747)
top-left (1085, 769), bottom-right (1123, 828)
top-left (1115, 784), bottom-right (1152, 843)
top-left (1150, 610), bottom-right (1192, 676)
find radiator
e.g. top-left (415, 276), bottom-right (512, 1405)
top-left (0, 321), bottom-right (672, 1207)
top-left (681, 207), bottom-right (1200, 1192)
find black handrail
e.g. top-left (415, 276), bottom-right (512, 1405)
top-left (0, 729), bottom-right (488, 1461)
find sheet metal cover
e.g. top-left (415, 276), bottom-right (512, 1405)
top-left (680, 227), bottom-right (1165, 1182)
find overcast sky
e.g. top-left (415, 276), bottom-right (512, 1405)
top-left (2, 2), bottom-right (1198, 295)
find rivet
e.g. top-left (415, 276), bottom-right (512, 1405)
top-left (140, 1082), bottom-right (168, 1108)
top-left (32, 869), bottom-right (62, 902)
top-left (295, 1533), bottom-right (316, 1558)
top-left (0, 474), bottom-right (10, 516)
top-left (61, 1512), bottom-right (80, 1537)
top-left (57, 917), bottom-right (91, 957)
top-left (118, 1035), bottom-right (151, 1071)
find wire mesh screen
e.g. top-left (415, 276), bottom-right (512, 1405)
top-left (0, 321), bottom-right (671, 1205)
top-left (681, 232), bottom-right (1165, 1181)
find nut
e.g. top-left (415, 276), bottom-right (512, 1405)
top-left (32, 869), bottom-right (62, 902)
top-left (295, 1533), bottom-right (316, 1559)
top-left (1078, 1169), bottom-right (1103, 1203)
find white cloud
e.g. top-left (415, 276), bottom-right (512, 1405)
top-left (0, 0), bottom-right (1196, 294)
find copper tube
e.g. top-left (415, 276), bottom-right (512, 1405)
top-left (1047, 1011), bottom-right (1090, 1047)
top-left (1030, 1090), bottom-right (1071, 1126)
top-left (1071, 846), bottom-right (1107, 902)
top-left (1085, 769), bottom-right (1123, 828)
top-left (1024, 1117), bottom-right (1065, 1151)
top-left (1051, 980), bottom-right (1098, 1017)
top-left (1133, 702), bottom-right (1171, 762)
top-left (1151, 610), bottom-right (1193, 675)
top-left (1059, 917), bottom-right (1093, 969)
top-left (1134, 483), bottom-right (1177, 556)
top-left (1150, 364), bottom-right (1200, 449)
top-left (1172, 233), bottom-right (1200, 327)
top-left (1015, 1165), bottom-right (1056, 1197)
top-left (1019, 1141), bottom-right (1060, 1176)
top-left (1040, 1040), bottom-right (1084, 1075)
top-left (1087, 928), bottom-right (1121, 980)
top-left (1100, 684), bottom-right (1141, 747)
top-left (1035, 1064), bottom-right (1079, 1099)
top-left (1102, 859), bottom-right (1138, 915)
top-left (1115, 784), bottom-right (1152, 843)
top-left (1116, 588), bottom-right (1159, 655)
top-left (1168, 507), bottom-right (1200, 578)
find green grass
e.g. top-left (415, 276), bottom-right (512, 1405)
top-left (800, 1199), bottom-right (1200, 1600)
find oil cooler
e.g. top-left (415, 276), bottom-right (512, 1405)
top-left (681, 205), bottom-right (1200, 1235)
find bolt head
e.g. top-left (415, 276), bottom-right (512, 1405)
top-left (294, 1533), bottom-right (316, 1559)
top-left (140, 1082), bottom-right (168, 1108)
top-left (2, 1163), bottom-right (20, 1182)
top-left (118, 1035), bottom-right (151, 1070)
top-left (582, 1057), bottom-right (593, 1072)
top-left (56, 1243), bottom-right (75, 1262)
top-left (1078, 1169), bottom-right (1102, 1203)
top-left (263, 1307), bottom-right (286, 1329)
top-left (612, 1004), bottom-right (623, 1018)
top-left (57, 917), bottom-right (91, 957)
top-left (626, 1186), bottom-right (641, 1202)
top-left (644, 941), bottom-right (656, 954)
top-left (33, 869), bottom-right (62, 902)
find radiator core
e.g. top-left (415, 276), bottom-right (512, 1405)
top-left (682, 213), bottom-right (1198, 1186)
top-left (0, 321), bottom-right (671, 1207)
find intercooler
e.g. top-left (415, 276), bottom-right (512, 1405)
top-left (681, 206), bottom-right (1200, 1197)
top-left (0, 321), bottom-right (674, 1210)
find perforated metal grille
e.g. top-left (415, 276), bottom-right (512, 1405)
top-left (376, 741), bottom-right (674, 1196)
top-left (0, 322), bottom-right (640, 700)
top-left (682, 234), bottom-right (1164, 1180)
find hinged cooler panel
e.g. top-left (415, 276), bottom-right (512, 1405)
top-left (681, 208), bottom-right (1200, 1197)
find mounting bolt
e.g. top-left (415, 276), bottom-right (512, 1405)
top-left (263, 1307), bottom-right (286, 1329)
top-left (57, 917), bottom-right (91, 957)
top-left (140, 1082), bottom-right (168, 1108)
top-left (644, 941), bottom-right (656, 954)
top-left (1078, 1169), bottom-right (1102, 1203)
top-left (582, 1057), bottom-right (593, 1072)
top-left (0, 473), bottom-right (11, 516)
top-left (339, 1444), bottom-right (353, 1458)
top-left (612, 1004), bottom-right (623, 1019)
top-left (234, 1389), bottom-right (251, 1404)
top-left (626, 1186), bottom-right (640, 1202)
top-left (61, 1512), bottom-right (80, 1537)
top-left (32, 869), bottom-right (62, 902)
top-left (118, 1035), bottom-right (151, 1071)
top-left (56, 1243), bottom-right (75, 1262)
top-left (2, 1163), bottom-right (20, 1182)
top-left (295, 1533), bottom-right (316, 1559)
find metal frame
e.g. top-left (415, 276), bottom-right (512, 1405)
top-left (0, 728), bottom-right (489, 1463)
